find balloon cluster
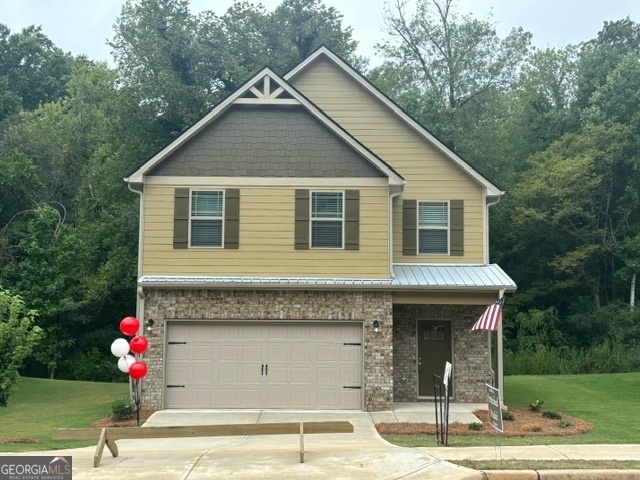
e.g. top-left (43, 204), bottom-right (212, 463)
top-left (110, 316), bottom-right (149, 380)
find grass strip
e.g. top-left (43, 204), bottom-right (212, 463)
top-left (452, 460), bottom-right (640, 470)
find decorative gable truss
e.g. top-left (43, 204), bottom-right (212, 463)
top-left (235, 76), bottom-right (297, 105)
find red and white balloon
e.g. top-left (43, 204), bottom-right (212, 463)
top-left (113, 316), bottom-right (150, 381)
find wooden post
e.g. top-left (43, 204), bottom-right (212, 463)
top-left (94, 429), bottom-right (107, 468)
top-left (299, 422), bottom-right (304, 463)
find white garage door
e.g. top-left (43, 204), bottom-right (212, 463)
top-left (165, 322), bottom-right (362, 409)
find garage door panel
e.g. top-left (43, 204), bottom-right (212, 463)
top-left (192, 344), bottom-right (213, 360)
top-left (340, 366), bottom-right (360, 383)
top-left (166, 389), bottom-right (188, 408)
top-left (241, 344), bottom-right (261, 361)
top-left (266, 345), bottom-right (287, 362)
top-left (317, 345), bottom-right (339, 361)
top-left (291, 345), bottom-right (311, 362)
top-left (290, 367), bottom-right (311, 383)
top-left (166, 322), bottom-right (362, 409)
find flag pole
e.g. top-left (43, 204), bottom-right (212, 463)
top-left (497, 289), bottom-right (505, 406)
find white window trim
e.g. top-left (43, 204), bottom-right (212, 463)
top-left (189, 188), bottom-right (225, 249)
top-left (310, 190), bottom-right (345, 249)
top-left (417, 200), bottom-right (450, 255)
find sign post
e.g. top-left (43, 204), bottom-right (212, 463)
top-left (486, 383), bottom-right (503, 432)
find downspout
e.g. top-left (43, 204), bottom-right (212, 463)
top-left (486, 192), bottom-right (504, 402)
top-left (497, 288), bottom-right (505, 404)
top-left (388, 183), bottom-right (405, 278)
top-left (127, 183), bottom-right (145, 325)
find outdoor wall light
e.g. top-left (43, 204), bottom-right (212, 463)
top-left (373, 320), bottom-right (380, 333)
top-left (146, 319), bottom-right (155, 332)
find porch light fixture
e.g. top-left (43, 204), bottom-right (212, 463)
top-left (146, 319), bottom-right (155, 332)
top-left (373, 320), bottom-right (380, 333)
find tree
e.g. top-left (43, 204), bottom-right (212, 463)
top-left (576, 17), bottom-right (640, 110)
top-left (0, 288), bottom-right (43, 406)
top-left (0, 24), bottom-right (73, 120)
top-left (371, 0), bottom-right (530, 180)
top-left (378, 0), bottom-right (530, 111)
top-left (503, 124), bottom-right (635, 310)
top-left (616, 236), bottom-right (640, 307)
top-left (110, 0), bottom-right (361, 137)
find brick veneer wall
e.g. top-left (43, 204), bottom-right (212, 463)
top-left (393, 304), bottom-right (490, 403)
top-left (142, 289), bottom-right (393, 411)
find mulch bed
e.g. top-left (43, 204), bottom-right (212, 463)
top-left (91, 407), bottom-right (159, 428)
top-left (376, 407), bottom-right (593, 436)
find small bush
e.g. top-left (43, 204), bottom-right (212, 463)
top-left (556, 420), bottom-right (573, 429)
top-left (529, 399), bottom-right (544, 412)
top-left (468, 422), bottom-right (484, 431)
top-left (501, 410), bottom-right (515, 421)
top-left (111, 396), bottom-right (136, 421)
top-left (542, 410), bottom-right (562, 419)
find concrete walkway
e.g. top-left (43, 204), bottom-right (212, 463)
top-left (3, 406), bottom-right (640, 479)
top-left (4, 410), bottom-right (480, 480)
top-left (420, 444), bottom-right (640, 461)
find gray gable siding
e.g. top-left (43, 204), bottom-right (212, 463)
top-left (149, 105), bottom-right (385, 178)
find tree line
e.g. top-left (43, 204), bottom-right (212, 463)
top-left (1, 0), bottom-right (639, 393)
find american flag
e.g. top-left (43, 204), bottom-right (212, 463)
top-left (471, 298), bottom-right (504, 331)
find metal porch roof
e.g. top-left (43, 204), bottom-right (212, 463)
top-left (139, 264), bottom-right (515, 292)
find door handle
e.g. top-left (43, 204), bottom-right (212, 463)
top-left (265, 364), bottom-right (268, 375)
top-left (418, 362), bottom-right (422, 374)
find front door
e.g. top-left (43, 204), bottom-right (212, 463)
top-left (417, 320), bottom-right (452, 397)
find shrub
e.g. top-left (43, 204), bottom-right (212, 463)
top-left (501, 410), bottom-right (515, 421)
top-left (529, 399), bottom-right (544, 412)
top-left (468, 422), bottom-right (484, 431)
top-left (111, 396), bottom-right (136, 421)
top-left (556, 420), bottom-right (573, 429)
top-left (0, 289), bottom-right (44, 407)
top-left (542, 410), bottom-right (562, 419)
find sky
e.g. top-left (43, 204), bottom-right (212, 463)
top-left (2, 0), bottom-right (640, 67)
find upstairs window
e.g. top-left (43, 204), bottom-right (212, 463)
top-left (418, 201), bottom-right (449, 254)
top-left (311, 191), bottom-right (343, 248)
top-left (190, 190), bottom-right (224, 247)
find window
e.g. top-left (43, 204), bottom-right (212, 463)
top-left (418, 201), bottom-right (449, 254)
top-left (311, 191), bottom-right (343, 248)
top-left (190, 190), bottom-right (223, 247)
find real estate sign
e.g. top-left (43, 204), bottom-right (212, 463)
top-left (486, 384), bottom-right (503, 432)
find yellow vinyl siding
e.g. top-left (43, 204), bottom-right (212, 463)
top-left (290, 59), bottom-right (486, 263)
top-left (142, 184), bottom-right (389, 277)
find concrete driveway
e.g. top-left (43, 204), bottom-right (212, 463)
top-left (9, 410), bottom-right (481, 480)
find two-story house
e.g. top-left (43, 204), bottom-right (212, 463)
top-left (125, 46), bottom-right (516, 412)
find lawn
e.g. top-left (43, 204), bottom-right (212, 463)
top-left (0, 376), bottom-right (128, 452)
top-left (383, 372), bottom-right (640, 447)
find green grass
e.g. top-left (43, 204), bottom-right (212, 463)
top-left (454, 460), bottom-right (640, 470)
top-left (383, 372), bottom-right (640, 447)
top-left (0, 376), bottom-right (127, 452)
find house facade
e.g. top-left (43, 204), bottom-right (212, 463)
top-left (125, 47), bottom-right (516, 412)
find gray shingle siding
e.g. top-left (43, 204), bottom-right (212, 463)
top-left (149, 105), bottom-right (385, 178)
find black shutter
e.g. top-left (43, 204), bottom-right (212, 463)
top-left (450, 200), bottom-right (464, 256)
top-left (403, 199), bottom-right (417, 255)
top-left (173, 188), bottom-right (189, 249)
top-left (295, 190), bottom-right (309, 250)
top-left (224, 189), bottom-right (240, 249)
top-left (344, 190), bottom-right (359, 250)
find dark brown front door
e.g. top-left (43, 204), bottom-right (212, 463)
top-left (417, 320), bottom-right (453, 397)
